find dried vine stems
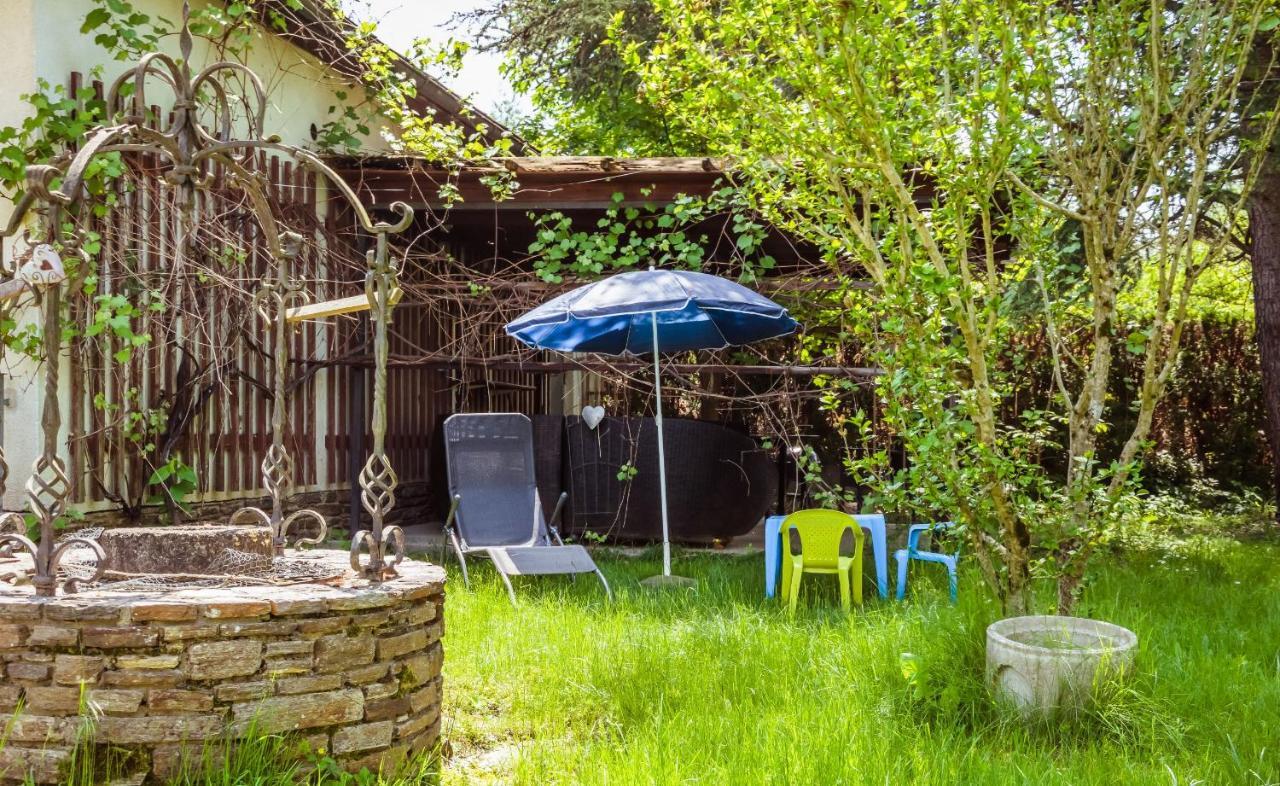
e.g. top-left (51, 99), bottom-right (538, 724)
top-left (0, 1), bottom-right (414, 593)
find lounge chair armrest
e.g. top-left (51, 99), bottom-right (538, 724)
top-left (444, 495), bottom-right (461, 534)
top-left (548, 492), bottom-right (569, 545)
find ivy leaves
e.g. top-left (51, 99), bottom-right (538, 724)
top-left (84, 294), bottom-right (153, 365)
top-left (81, 1), bottom-right (164, 61)
top-left (526, 187), bottom-right (776, 283)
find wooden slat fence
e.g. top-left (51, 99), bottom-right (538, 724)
top-left (62, 72), bottom-right (555, 515)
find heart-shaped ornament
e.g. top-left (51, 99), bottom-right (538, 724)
top-left (18, 245), bottom-right (66, 286)
top-left (581, 405), bottom-right (606, 430)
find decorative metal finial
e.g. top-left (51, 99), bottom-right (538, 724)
top-left (349, 207), bottom-right (414, 581)
top-left (232, 232), bottom-right (327, 554)
top-left (179, 1), bottom-right (194, 66)
top-left (0, 6), bottom-right (418, 592)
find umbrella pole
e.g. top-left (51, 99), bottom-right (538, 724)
top-left (651, 312), bottom-right (672, 577)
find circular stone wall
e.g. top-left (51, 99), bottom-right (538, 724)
top-left (0, 551), bottom-right (445, 784)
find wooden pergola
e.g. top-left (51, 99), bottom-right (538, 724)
top-left (314, 154), bottom-right (882, 532)
top-left (325, 154), bottom-right (879, 377)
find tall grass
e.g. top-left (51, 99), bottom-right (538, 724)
top-left (440, 540), bottom-right (1280, 785)
top-left (3, 538), bottom-right (1274, 784)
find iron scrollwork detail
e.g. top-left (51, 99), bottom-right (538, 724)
top-left (350, 206), bottom-right (414, 581)
top-left (0, 1), bottom-right (419, 591)
top-left (231, 231), bottom-right (328, 554)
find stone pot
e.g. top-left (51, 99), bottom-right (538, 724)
top-left (986, 615), bottom-right (1137, 717)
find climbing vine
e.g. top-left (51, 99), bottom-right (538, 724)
top-left (527, 186), bottom-right (777, 282)
top-left (0, 0), bottom-right (481, 522)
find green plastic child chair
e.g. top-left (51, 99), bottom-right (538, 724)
top-left (778, 509), bottom-right (864, 613)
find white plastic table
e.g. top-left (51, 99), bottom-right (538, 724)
top-left (764, 513), bottom-right (890, 599)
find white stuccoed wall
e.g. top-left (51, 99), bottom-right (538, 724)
top-left (0, 0), bottom-right (397, 511)
top-left (1, 0), bottom-right (43, 512)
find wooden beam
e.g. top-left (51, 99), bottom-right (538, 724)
top-left (331, 165), bottom-right (724, 210)
top-left (378, 275), bottom-right (871, 299)
top-left (293, 353), bottom-right (882, 379)
top-left (496, 156), bottom-right (724, 175)
top-left (328, 156), bottom-right (937, 210)
top-left (285, 287), bottom-right (402, 323)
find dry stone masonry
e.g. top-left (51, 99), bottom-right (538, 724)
top-left (0, 552), bottom-right (445, 784)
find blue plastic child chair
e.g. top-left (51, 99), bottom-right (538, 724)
top-left (894, 522), bottom-right (959, 602)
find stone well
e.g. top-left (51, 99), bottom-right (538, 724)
top-left (0, 550), bottom-right (445, 784)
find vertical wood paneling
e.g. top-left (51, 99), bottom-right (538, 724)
top-left (62, 70), bottom-right (554, 512)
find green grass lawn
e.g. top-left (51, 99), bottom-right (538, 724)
top-left (438, 538), bottom-right (1280, 785)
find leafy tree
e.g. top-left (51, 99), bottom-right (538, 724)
top-left (456, 0), bottom-right (690, 155)
top-left (637, 0), bottom-right (1280, 613)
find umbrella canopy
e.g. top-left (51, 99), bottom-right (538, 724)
top-left (505, 266), bottom-right (798, 581)
top-left (506, 268), bottom-right (798, 355)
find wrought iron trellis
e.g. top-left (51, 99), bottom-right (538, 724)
top-left (0, 1), bottom-right (413, 593)
top-left (229, 230), bottom-right (330, 556)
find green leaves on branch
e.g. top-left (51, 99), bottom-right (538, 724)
top-left (146, 457), bottom-right (199, 511)
top-left (634, 0), bottom-right (1278, 614)
top-left (526, 187), bottom-right (775, 282)
top-left (325, 1), bottom-right (517, 181)
top-left (81, 0), bottom-right (164, 61)
top-left (0, 80), bottom-right (119, 202)
top-left (84, 294), bottom-right (152, 364)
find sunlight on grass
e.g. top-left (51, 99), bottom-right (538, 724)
top-left (439, 542), bottom-right (1280, 785)
top-left (6, 541), bottom-right (1272, 785)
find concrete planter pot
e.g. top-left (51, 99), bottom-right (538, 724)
top-left (986, 615), bottom-right (1137, 717)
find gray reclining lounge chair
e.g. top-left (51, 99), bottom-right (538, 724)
top-left (443, 413), bottom-right (612, 604)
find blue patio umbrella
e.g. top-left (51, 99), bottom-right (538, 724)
top-left (506, 267), bottom-right (799, 578)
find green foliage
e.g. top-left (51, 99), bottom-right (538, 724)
top-left (615, 461), bottom-right (638, 482)
top-left (526, 187), bottom-right (775, 282)
top-left (0, 313), bottom-right (40, 358)
top-left (313, 92), bottom-right (372, 154)
top-left (330, 3), bottom-right (518, 181)
top-left (1119, 253), bottom-right (1256, 326)
top-left (437, 545), bottom-right (1280, 784)
top-left (0, 80), bottom-right (118, 202)
top-left (145, 457), bottom-right (199, 512)
top-left (630, 0), bottom-right (1278, 614)
top-left (80, 0), bottom-right (166, 61)
top-left (462, 0), bottom-right (689, 155)
top-left (1110, 484), bottom-right (1275, 555)
top-left (84, 293), bottom-right (152, 364)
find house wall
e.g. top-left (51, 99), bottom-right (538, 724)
top-left (31, 0), bottom-right (393, 151)
top-left (0, 0), bottom-right (395, 512)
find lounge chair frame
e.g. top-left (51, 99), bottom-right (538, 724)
top-left (442, 413), bottom-right (612, 605)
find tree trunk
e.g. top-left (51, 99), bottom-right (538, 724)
top-left (1247, 37), bottom-right (1280, 521)
top-left (1251, 174), bottom-right (1280, 518)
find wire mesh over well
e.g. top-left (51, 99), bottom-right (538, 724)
top-left (45, 527), bottom-right (346, 591)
